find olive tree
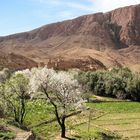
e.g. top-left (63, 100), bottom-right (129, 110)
top-left (0, 73), bottom-right (30, 125)
top-left (126, 75), bottom-right (140, 101)
top-left (0, 68), bottom-right (11, 83)
top-left (0, 68), bottom-right (11, 117)
top-left (29, 67), bottom-right (84, 138)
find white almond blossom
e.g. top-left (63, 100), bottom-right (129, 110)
top-left (28, 67), bottom-right (84, 138)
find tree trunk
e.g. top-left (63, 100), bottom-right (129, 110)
top-left (20, 98), bottom-right (25, 125)
top-left (13, 108), bottom-right (19, 123)
top-left (43, 88), bottom-right (67, 138)
top-left (61, 117), bottom-right (66, 138)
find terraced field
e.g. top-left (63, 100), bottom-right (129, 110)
top-left (93, 112), bottom-right (140, 139)
top-left (85, 100), bottom-right (140, 140)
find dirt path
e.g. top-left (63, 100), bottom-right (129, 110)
top-left (6, 125), bottom-right (33, 140)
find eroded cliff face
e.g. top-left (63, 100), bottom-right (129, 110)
top-left (108, 5), bottom-right (140, 46)
top-left (0, 4), bottom-right (140, 70)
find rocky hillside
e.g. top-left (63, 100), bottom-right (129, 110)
top-left (0, 4), bottom-right (140, 70)
top-left (47, 56), bottom-right (107, 71)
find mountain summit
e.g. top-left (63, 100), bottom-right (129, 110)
top-left (0, 4), bottom-right (140, 70)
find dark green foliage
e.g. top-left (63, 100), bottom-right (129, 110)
top-left (0, 131), bottom-right (15, 140)
top-left (76, 67), bottom-right (140, 101)
top-left (126, 75), bottom-right (140, 101)
top-left (0, 105), bottom-right (5, 118)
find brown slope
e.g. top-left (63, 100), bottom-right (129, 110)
top-left (0, 51), bottom-right (38, 70)
top-left (0, 4), bottom-right (140, 70)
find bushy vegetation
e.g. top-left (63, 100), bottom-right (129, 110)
top-left (0, 121), bottom-right (15, 140)
top-left (76, 67), bottom-right (140, 101)
top-left (0, 129), bottom-right (15, 140)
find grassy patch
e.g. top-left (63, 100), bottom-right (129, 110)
top-left (0, 131), bottom-right (15, 140)
top-left (25, 99), bottom-right (54, 127)
top-left (86, 98), bottom-right (140, 139)
top-left (24, 99), bottom-right (58, 139)
top-left (87, 101), bottom-right (140, 113)
top-left (76, 129), bottom-right (119, 140)
top-left (32, 122), bottom-right (59, 140)
top-left (91, 112), bottom-right (140, 139)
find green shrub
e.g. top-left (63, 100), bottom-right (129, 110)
top-left (0, 130), bottom-right (15, 140)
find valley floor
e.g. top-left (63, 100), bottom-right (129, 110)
top-left (1, 96), bottom-right (140, 140)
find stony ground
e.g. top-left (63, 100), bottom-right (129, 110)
top-left (7, 125), bottom-right (32, 140)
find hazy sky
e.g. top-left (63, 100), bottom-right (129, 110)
top-left (0, 0), bottom-right (140, 36)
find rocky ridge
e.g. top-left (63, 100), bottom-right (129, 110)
top-left (0, 4), bottom-right (140, 70)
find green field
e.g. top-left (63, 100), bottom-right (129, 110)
top-left (22, 97), bottom-right (140, 139)
top-left (87, 101), bottom-right (140, 140)
top-left (1, 97), bottom-right (140, 140)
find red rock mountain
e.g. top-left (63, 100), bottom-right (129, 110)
top-left (0, 4), bottom-right (140, 70)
